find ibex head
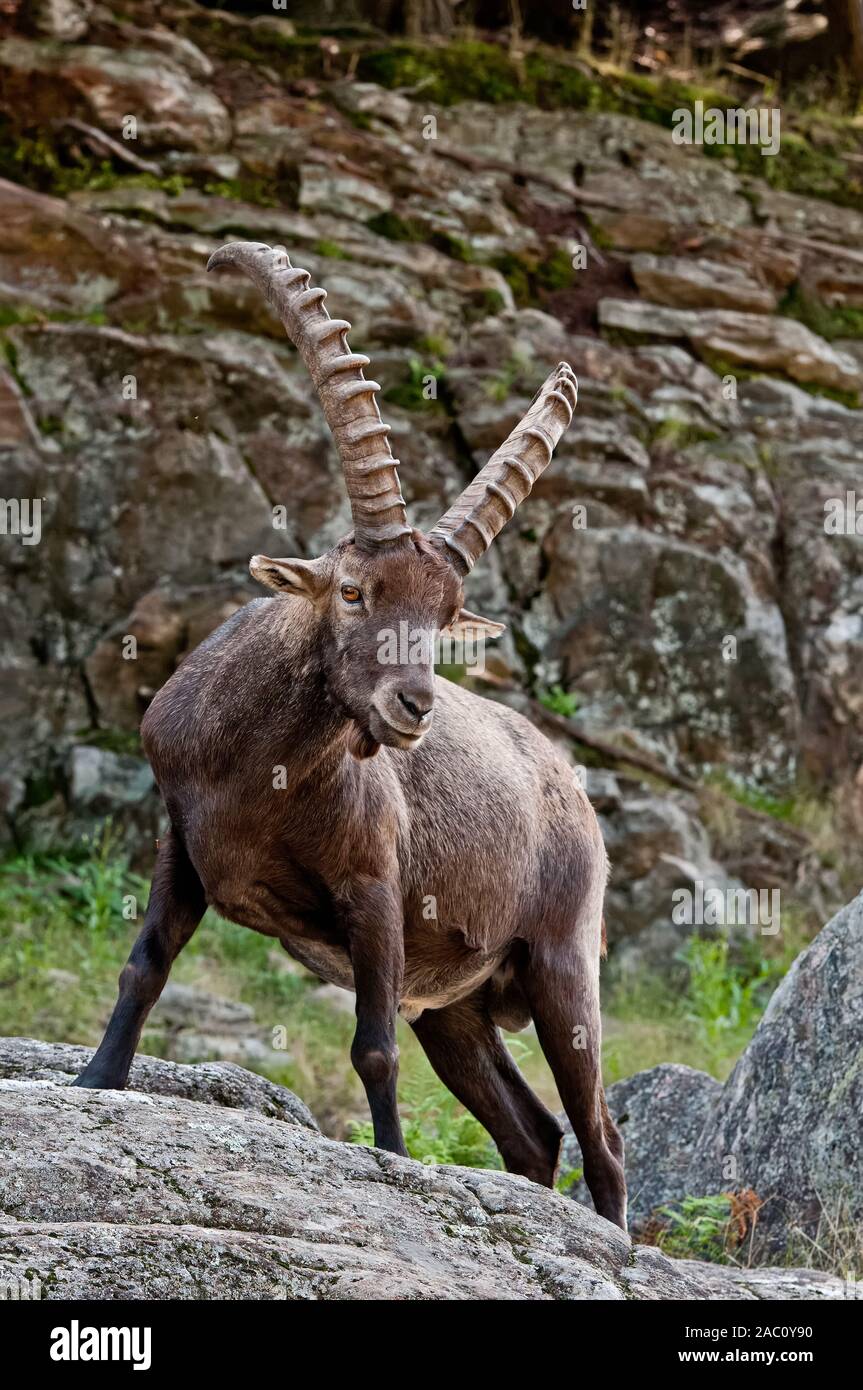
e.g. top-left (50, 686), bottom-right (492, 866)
top-left (208, 242), bottom-right (577, 758)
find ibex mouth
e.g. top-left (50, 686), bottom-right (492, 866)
top-left (368, 703), bottom-right (429, 749)
top-left (383, 724), bottom-right (423, 744)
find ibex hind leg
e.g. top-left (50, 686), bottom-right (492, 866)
top-left (520, 939), bottom-right (627, 1230)
top-left (411, 990), bottom-right (564, 1186)
top-left (73, 828), bottom-right (205, 1090)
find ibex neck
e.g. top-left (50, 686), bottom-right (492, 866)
top-left (264, 598), bottom-right (354, 775)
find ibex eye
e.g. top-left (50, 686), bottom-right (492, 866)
top-left (340, 584), bottom-right (362, 605)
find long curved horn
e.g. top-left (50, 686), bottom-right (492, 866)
top-left (207, 240), bottom-right (410, 547)
top-left (428, 362), bottom-right (577, 574)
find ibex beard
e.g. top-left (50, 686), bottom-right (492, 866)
top-left (74, 241), bottom-right (627, 1231)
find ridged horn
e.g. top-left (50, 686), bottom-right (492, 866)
top-left (428, 362), bottom-right (577, 573)
top-left (207, 240), bottom-right (411, 547)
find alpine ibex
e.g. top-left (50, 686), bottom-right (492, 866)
top-left (75, 241), bottom-right (627, 1229)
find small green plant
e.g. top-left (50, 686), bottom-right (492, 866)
top-left (677, 937), bottom-right (772, 1058)
top-left (74, 728), bottom-right (143, 757)
top-left (350, 1068), bottom-right (501, 1169)
top-left (0, 116), bottom-right (298, 209)
top-left (365, 210), bottom-right (424, 243)
top-left (415, 333), bottom-right (451, 360)
top-left (474, 288), bottom-right (506, 319)
top-left (555, 1165), bottom-right (584, 1195)
top-left (705, 773), bottom-right (797, 822)
top-left (491, 250), bottom-right (574, 307)
top-left (780, 283), bottom-right (863, 342)
top-left (202, 177), bottom-right (279, 207)
top-left (383, 356), bottom-right (446, 411)
top-left (485, 351), bottom-right (531, 402)
top-left (38, 822), bottom-right (139, 937)
top-left (649, 1188), bottom-right (763, 1264)
top-left (429, 231), bottom-right (475, 263)
top-left (0, 304), bottom-right (42, 329)
top-left (36, 414), bottom-right (65, 438)
top-left (652, 1194), bottom-right (735, 1262)
top-left (0, 305), bottom-right (107, 330)
top-left (650, 418), bottom-right (721, 450)
top-left (601, 934), bottom-right (787, 1083)
top-left (538, 685), bottom-right (580, 719)
top-left (313, 239), bottom-right (349, 260)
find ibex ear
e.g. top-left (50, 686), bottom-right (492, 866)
top-left (445, 607), bottom-right (506, 641)
top-left (249, 555), bottom-right (326, 600)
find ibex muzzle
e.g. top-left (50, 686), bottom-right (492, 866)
top-left (74, 242), bottom-right (627, 1232)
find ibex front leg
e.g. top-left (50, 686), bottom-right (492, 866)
top-left (74, 828), bottom-right (205, 1090)
top-left (346, 878), bottom-right (407, 1157)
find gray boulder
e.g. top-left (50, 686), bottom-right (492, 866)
top-left (691, 891), bottom-right (863, 1254)
top-left (0, 1037), bottom-right (844, 1300)
top-left (68, 746), bottom-right (154, 809)
top-left (561, 1064), bottom-right (722, 1232)
top-left (600, 793), bottom-right (735, 970)
top-left (0, 1037), bottom-right (316, 1129)
top-left (564, 889), bottom-right (863, 1258)
top-left (542, 522), bottom-right (799, 791)
top-left (149, 983), bottom-right (273, 1067)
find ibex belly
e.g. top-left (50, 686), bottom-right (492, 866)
top-left (280, 924), bottom-right (506, 1020)
top-left (200, 860), bottom-right (509, 1015)
top-left (398, 957), bottom-right (504, 1022)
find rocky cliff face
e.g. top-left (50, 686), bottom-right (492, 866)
top-left (0, 1037), bottom-right (846, 1300)
top-left (1, 2), bottom-right (862, 964)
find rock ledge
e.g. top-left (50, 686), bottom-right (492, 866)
top-left (0, 1038), bottom-right (845, 1301)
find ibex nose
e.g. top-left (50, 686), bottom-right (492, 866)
top-left (397, 689), bottom-right (433, 724)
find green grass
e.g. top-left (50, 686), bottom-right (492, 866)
top-left (491, 248), bottom-right (575, 307)
top-left (0, 304), bottom-right (107, 329)
top-left (349, 1067), bottom-right (502, 1169)
top-left (779, 283), bottom-right (863, 342)
top-left (313, 239), bottom-right (349, 260)
top-left (780, 1194), bottom-right (863, 1279)
top-left (0, 117), bottom-right (297, 209)
top-left (0, 832), bottom-right (796, 1154)
top-left (0, 831), bottom-right (148, 1043)
top-left (0, 831), bottom-right (361, 1130)
top-left (650, 418), bottom-right (722, 451)
top-left (600, 935), bottom-right (792, 1082)
top-left (382, 356), bottom-right (446, 412)
top-left (676, 938), bottom-right (774, 1061)
top-left (705, 772), bottom-right (799, 823)
top-left (0, 831), bottom-right (488, 1140)
top-left (537, 685), bottom-right (580, 719)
